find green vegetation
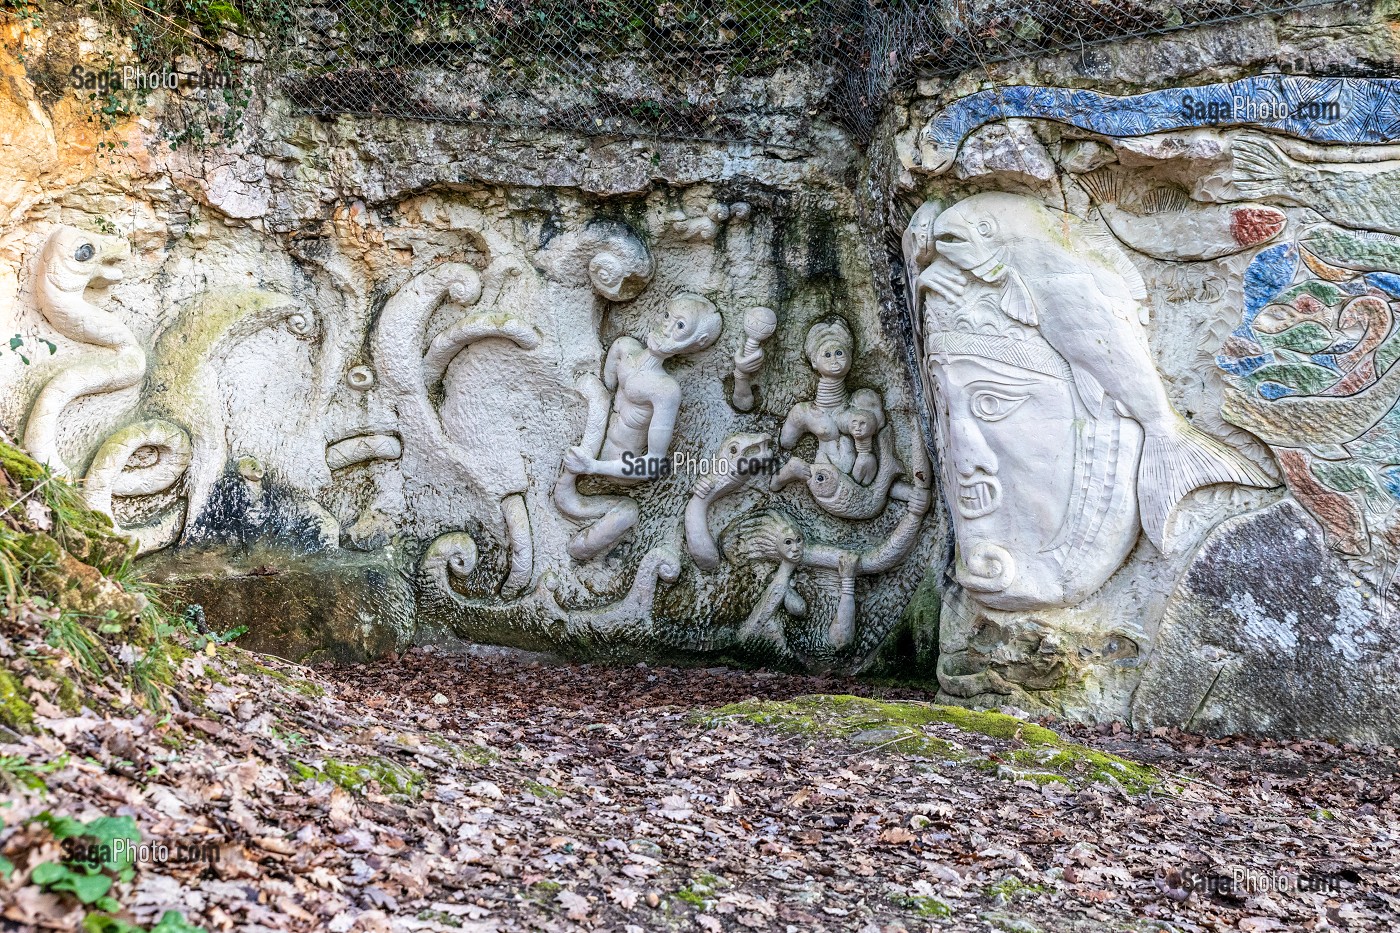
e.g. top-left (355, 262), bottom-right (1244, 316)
top-left (292, 755), bottom-right (425, 798)
top-left (522, 778), bottom-right (563, 799)
top-left (985, 875), bottom-right (1047, 902)
top-left (19, 812), bottom-right (206, 932)
top-left (708, 695), bottom-right (1160, 793)
top-left (891, 892), bottom-right (951, 917)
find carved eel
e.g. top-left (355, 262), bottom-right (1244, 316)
top-left (24, 227), bottom-right (135, 477)
top-left (547, 546), bottom-right (682, 638)
top-left (684, 432), bottom-right (773, 570)
top-left (23, 227), bottom-right (192, 553)
top-left (1223, 351), bottom-right (1400, 447)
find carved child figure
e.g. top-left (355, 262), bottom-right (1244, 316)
top-left (773, 318), bottom-right (889, 508)
top-left (554, 293), bottom-right (723, 560)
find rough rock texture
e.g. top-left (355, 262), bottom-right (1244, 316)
top-left (0, 10), bottom-right (939, 675)
top-left (1134, 500), bottom-right (1400, 744)
top-left (867, 0), bottom-right (1400, 740)
top-left (10, 0), bottom-right (1400, 741)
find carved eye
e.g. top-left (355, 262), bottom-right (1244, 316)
top-left (675, 320), bottom-right (687, 332)
top-left (75, 243), bottom-right (95, 262)
top-left (814, 470), bottom-right (828, 483)
top-left (284, 311), bottom-right (316, 339)
top-left (783, 538), bottom-right (794, 546)
top-left (969, 389), bottom-right (1028, 422)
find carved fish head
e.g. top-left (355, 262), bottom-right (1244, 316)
top-left (915, 124), bottom-right (958, 176)
top-left (722, 431), bottom-right (772, 464)
top-left (43, 226), bottom-right (129, 290)
top-left (808, 463), bottom-right (840, 499)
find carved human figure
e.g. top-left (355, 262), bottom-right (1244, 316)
top-left (912, 193), bottom-right (1272, 610)
top-left (729, 438), bottom-right (931, 650)
top-left (554, 293), bottom-right (723, 560)
top-left (773, 319), bottom-right (893, 517)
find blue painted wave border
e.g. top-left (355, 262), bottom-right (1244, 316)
top-left (922, 76), bottom-right (1400, 157)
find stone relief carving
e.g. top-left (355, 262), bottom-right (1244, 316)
top-left (909, 193), bottom-right (1272, 611)
top-left (684, 431), bottom-right (773, 571)
top-left (772, 318), bottom-right (903, 520)
top-left (5, 185), bottom-right (936, 674)
top-left (730, 305), bottom-right (777, 412)
top-left (553, 293), bottom-right (723, 561)
top-left (22, 226), bottom-right (195, 553)
top-left (1216, 167), bottom-right (1400, 566)
top-left (901, 76), bottom-right (1400, 730)
top-left (728, 436), bottom-right (931, 651)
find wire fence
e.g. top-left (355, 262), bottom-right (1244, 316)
top-left (1, 0), bottom-right (1339, 145)
top-left (280, 0), bottom-right (1335, 144)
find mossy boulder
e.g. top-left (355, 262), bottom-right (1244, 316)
top-left (709, 695), bottom-right (1160, 792)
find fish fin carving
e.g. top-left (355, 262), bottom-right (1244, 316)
top-left (1072, 367), bottom-right (1106, 411)
top-left (1137, 419), bottom-right (1278, 551)
top-left (1000, 269), bottom-right (1038, 325)
top-left (1078, 169), bottom-right (1121, 205)
top-left (1084, 229), bottom-right (1148, 301)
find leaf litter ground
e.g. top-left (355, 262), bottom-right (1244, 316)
top-left (4, 641), bottom-right (1399, 933)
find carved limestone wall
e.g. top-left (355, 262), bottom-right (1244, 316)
top-left (0, 14), bottom-right (940, 672)
top-left (885, 61), bottom-right (1400, 739)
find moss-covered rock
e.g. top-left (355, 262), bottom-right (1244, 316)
top-left (708, 695), bottom-right (1160, 792)
top-left (0, 667), bottom-right (35, 732)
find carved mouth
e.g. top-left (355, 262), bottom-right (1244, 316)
top-left (957, 475), bottom-right (1001, 518)
top-left (326, 432), bottom-right (403, 471)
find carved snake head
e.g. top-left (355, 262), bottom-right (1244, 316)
top-left (44, 226), bottom-right (130, 290)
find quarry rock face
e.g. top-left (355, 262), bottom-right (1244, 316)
top-left (7, 2), bottom-right (1400, 740)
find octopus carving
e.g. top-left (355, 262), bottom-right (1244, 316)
top-left (373, 249), bottom-right (542, 597)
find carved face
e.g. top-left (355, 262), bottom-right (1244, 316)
top-left (847, 409), bottom-right (874, 440)
top-left (931, 354), bottom-right (1076, 603)
top-left (809, 334), bottom-right (850, 378)
top-left (928, 346), bottom-right (1143, 610)
top-left (775, 519), bottom-right (805, 563)
top-left (932, 205), bottom-right (996, 273)
top-left (647, 293), bottom-right (722, 357)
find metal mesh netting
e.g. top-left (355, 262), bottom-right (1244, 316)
top-left (184, 0), bottom-right (1332, 145)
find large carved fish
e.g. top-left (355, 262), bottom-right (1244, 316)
top-left (1233, 134), bottom-right (1400, 236)
top-left (928, 192), bottom-right (1276, 549)
top-left (1078, 170), bottom-right (1286, 262)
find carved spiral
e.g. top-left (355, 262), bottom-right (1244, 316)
top-left (420, 531), bottom-right (480, 604)
top-left (958, 542), bottom-right (1016, 593)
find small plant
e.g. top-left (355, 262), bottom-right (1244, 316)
top-left (8, 333), bottom-right (57, 365)
top-left (0, 751), bottom-right (67, 793)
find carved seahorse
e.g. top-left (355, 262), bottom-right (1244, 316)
top-left (22, 226), bottom-right (193, 552)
